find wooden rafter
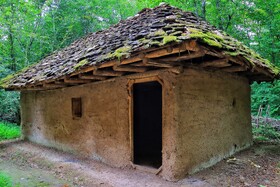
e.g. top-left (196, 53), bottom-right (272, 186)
top-left (64, 78), bottom-right (92, 84)
top-left (144, 41), bottom-right (195, 59)
top-left (113, 65), bottom-right (147, 72)
top-left (142, 58), bottom-right (175, 68)
top-left (221, 66), bottom-right (247, 72)
top-left (69, 41), bottom-right (200, 78)
top-left (93, 69), bottom-right (124, 76)
top-left (79, 74), bottom-right (107, 80)
top-left (201, 46), bottom-right (224, 58)
top-left (159, 50), bottom-right (205, 62)
top-left (200, 58), bottom-right (230, 68)
top-left (228, 56), bottom-right (244, 66)
top-left (43, 83), bottom-right (66, 88)
top-left (253, 66), bottom-right (274, 78)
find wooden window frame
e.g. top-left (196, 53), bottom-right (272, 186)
top-left (72, 97), bottom-right (82, 119)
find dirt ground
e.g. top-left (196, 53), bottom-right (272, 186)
top-left (0, 140), bottom-right (279, 187)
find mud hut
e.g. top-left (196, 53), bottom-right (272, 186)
top-left (1, 4), bottom-right (279, 180)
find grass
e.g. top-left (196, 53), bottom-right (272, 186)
top-left (0, 121), bottom-right (21, 141)
top-left (0, 172), bottom-right (12, 187)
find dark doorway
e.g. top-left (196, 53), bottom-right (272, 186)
top-left (133, 81), bottom-right (162, 168)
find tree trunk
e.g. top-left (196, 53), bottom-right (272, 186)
top-left (201, 0), bottom-right (206, 19)
top-left (8, 26), bottom-right (16, 71)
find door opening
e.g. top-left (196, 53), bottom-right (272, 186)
top-left (133, 81), bottom-right (162, 168)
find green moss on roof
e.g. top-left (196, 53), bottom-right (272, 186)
top-left (153, 29), bottom-right (167, 37)
top-left (189, 28), bottom-right (223, 48)
top-left (113, 45), bottom-right (132, 60)
top-left (162, 35), bottom-right (178, 45)
top-left (139, 38), bottom-right (151, 44)
top-left (202, 38), bottom-right (222, 48)
top-left (0, 65), bottom-right (35, 88)
top-left (0, 74), bottom-right (15, 88)
top-left (150, 40), bottom-right (162, 46)
top-left (74, 59), bottom-right (88, 69)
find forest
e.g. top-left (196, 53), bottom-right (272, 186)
top-left (0, 0), bottom-right (279, 124)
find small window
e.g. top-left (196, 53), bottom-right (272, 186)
top-left (72, 98), bottom-right (82, 118)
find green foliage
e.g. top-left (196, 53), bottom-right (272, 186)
top-left (253, 124), bottom-right (280, 142)
top-left (0, 172), bottom-right (12, 187)
top-left (0, 121), bottom-right (21, 141)
top-left (251, 81), bottom-right (280, 118)
top-left (0, 90), bottom-right (20, 124)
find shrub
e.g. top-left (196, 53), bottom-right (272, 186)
top-left (0, 172), bottom-right (12, 187)
top-left (0, 122), bottom-right (21, 141)
top-left (0, 90), bottom-right (20, 124)
top-left (253, 124), bottom-right (280, 142)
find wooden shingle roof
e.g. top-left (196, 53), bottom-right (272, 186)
top-left (1, 3), bottom-right (279, 90)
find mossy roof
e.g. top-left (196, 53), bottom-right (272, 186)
top-left (1, 3), bottom-right (279, 90)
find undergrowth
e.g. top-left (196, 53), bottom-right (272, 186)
top-left (0, 121), bottom-right (21, 141)
top-left (253, 124), bottom-right (280, 142)
top-left (0, 172), bottom-right (12, 187)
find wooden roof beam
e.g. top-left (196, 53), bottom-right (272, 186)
top-left (113, 65), bottom-right (147, 73)
top-left (228, 56), bottom-right (244, 66)
top-left (142, 58), bottom-right (175, 68)
top-left (200, 58), bottom-right (230, 68)
top-left (70, 66), bottom-right (96, 76)
top-left (16, 87), bottom-right (46, 91)
top-left (42, 83), bottom-right (66, 88)
top-left (93, 69), bottom-right (124, 76)
top-left (63, 78), bottom-right (92, 84)
top-left (144, 41), bottom-right (197, 59)
top-left (221, 66), bottom-right (247, 72)
top-left (79, 74), bottom-right (107, 80)
top-left (253, 66), bottom-right (274, 78)
top-left (159, 50), bottom-right (205, 62)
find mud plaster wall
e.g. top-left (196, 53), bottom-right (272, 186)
top-left (172, 68), bottom-right (252, 179)
top-left (21, 78), bottom-right (131, 167)
top-left (20, 72), bottom-right (178, 174)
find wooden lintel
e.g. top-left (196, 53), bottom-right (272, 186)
top-left (221, 66), bottom-right (247, 72)
top-left (79, 74), bottom-right (106, 80)
top-left (160, 50), bottom-right (205, 62)
top-left (64, 78), bottom-right (92, 84)
top-left (113, 65), bottom-right (147, 73)
top-left (93, 69), bottom-right (124, 77)
top-left (200, 58), bottom-right (230, 68)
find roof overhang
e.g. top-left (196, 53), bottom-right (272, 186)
top-left (4, 40), bottom-right (277, 91)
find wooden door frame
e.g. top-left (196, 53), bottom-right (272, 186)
top-left (128, 76), bottom-right (164, 169)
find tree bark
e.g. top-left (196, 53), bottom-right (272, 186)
top-left (201, 0), bottom-right (206, 19)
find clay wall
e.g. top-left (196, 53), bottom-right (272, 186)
top-left (20, 68), bottom-right (252, 180)
top-left (172, 68), bottom-right (252, 179)
top-left (21, 78), bottom-right (131, 167)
